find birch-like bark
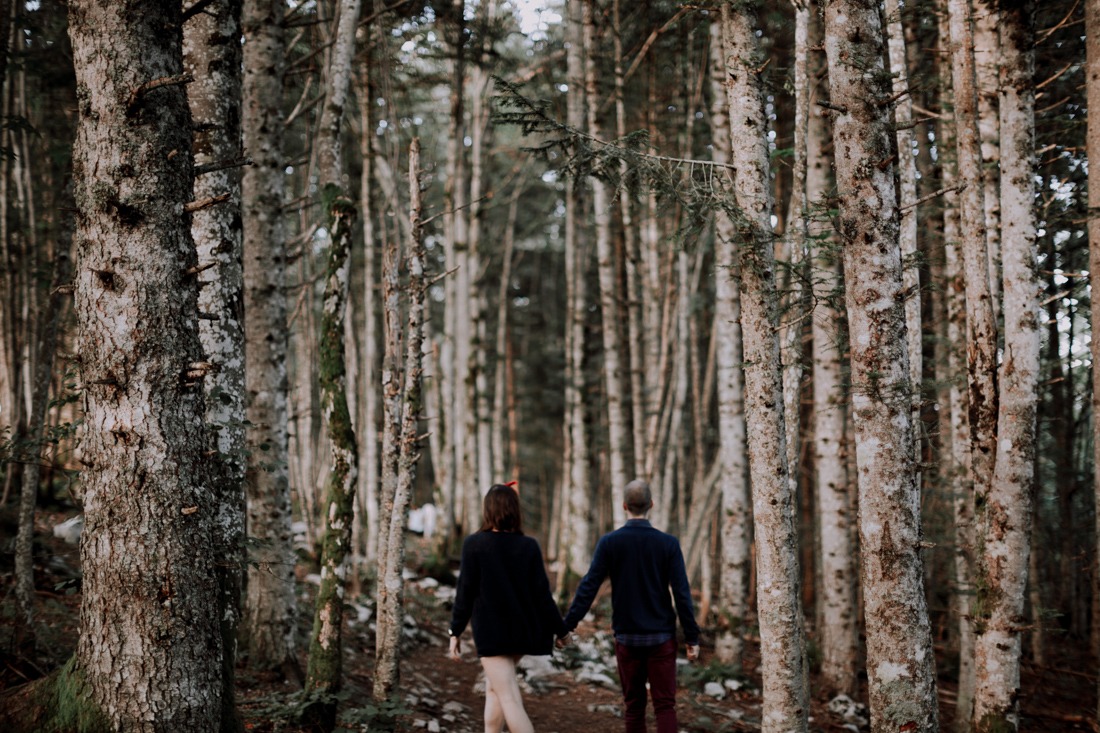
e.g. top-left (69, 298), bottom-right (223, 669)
top-left (584, 0), bottom-right (629, 525)
top-left (806, 10), bottom-right (857, 693)
top-left (241, 0), bottom-right (298, 678)
top-left (823, 0), bottom-right (939, 728)
top-left (613, 0), bottom-right (647, 480)
top-left (947, 0), bottom-right (999, 543)
top-left (721, 5), bottom-right (808, 730)
top-left (468, 0), bottom-right (497, 492)
top-left (885, 0), bottom-right (922, 454)
top-left (304, 2), bottom-right (361, 725)
top-left (184, 3), bottom-right (246, 728)
top-left (708, 17), bottom-right (749, 670)
top-left (374, 138), bottom-right (426, 703)
top-left (1088, 0), bottom-right (1100, 718)
top-left (0, 0), bottom-right (13, 450)
top-left (781, 0), bottom-right (809, 496)
top-left (974, 3), bottom-right (1001, 323)
top-left (356, 9), bottom-right (379, 569)
top-left (934, 5), bottom-right (976, 725)
top-left (972, 3), bottom-right (1038, 730)
top-left (492, 182), bottom-right (521, 480)
top-left (561, 0), bottom-right (592, 582)
top-left (69, 0), bottom-right (222, 725)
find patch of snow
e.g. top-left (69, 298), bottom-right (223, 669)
top-left (53, 515), bottom-right (84, 545)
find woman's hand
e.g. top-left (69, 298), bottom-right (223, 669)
top-left (448, 634), bottom-right (462, 661)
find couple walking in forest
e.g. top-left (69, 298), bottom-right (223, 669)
top-left (447, 479), bottom-right (701, 733)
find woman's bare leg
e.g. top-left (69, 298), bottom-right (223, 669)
top-left (483, 671), bottom-right (504, 733)
top-left (480, 656), bottom-right (534, 733)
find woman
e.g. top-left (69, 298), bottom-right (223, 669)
top-left (448, 484), bottom-right (566, 733)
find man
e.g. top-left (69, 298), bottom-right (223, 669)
top-left (559, 479), bottom-right (701, 733)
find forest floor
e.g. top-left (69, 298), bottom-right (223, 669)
top-left (1, 507), bottom-right (1098, 732)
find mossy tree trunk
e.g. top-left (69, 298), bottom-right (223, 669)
top-left (303, 0), bottom-right (362, 728)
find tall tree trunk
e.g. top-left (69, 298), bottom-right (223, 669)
top-left (68, 0), bottom-right (222, 725)
top-left (885, 0), bottom-right (922, 455)
top-left (492, 180), bottom-right (522, 480)
top-left (14, 211), bottom-right (72, 630)
top-left (974, 2), bottom-right (1001, 324)
top-left (241, 0), bottom-right (299, 680)
top-left (373, 138), bottom-right (426, 703)
top-left (720, 5), bottom-right (809, 730)
top-left (947, 0), bottom-right (999, 571)
top-left (356, 4), bottom-right (380, 571)
top-left (972, 3), bottom-right (1038, 730)
top-left (304, 1), bottom-right (362, 727)
top-left (708, 17), bottom-right (749, 671)
top-left (807, 12), bottom-right (857, 691)
top-left (584, 0), bottom-right (630, 525)
top-left (0, 0), bottom-right (23, 513)
top-left (560, 0), bottom-right (592, 587)
top-left (184, 2), bottom-right (246, 728)
top-left (1088, 0), bottom-right (1100, 718)
top-left (468, 0), bottom-right (497, 492)
top-left (948, 0), bottom-right (1001, 717)
top-left (614, 0), bottom-right (647, 481)
top-left (781, 0), bottom-right (809, 504)
top-left (823, 0), bottom-right (939, 728)
top-left (935, 4), bottom-right (976, 725)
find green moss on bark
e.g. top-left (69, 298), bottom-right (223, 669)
top-left (26, 658), bottom-right (112, 733)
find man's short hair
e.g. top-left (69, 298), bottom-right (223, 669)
top-left (624, 479), bottom-right (652, 514)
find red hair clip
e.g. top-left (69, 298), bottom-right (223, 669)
top-left (505, 480), bottom-right (518, 492)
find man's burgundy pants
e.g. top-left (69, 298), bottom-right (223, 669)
top-left (614, 638), bottom-right (678, 733)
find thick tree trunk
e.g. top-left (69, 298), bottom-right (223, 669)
top-left (68, 1), bottom-right (223, 727)
top-left (972, 3), bottom-right (1038, 730)
top-left (241, 0), bottom-right (299, 679)
top-left (823, 0), bottom-right (939, 729)
top-left (183, 3), bottom-right (246, 729)
top-left (708, 17), bottom-right (749, 670)
top-left (720, 5), bottom-right (809, 730)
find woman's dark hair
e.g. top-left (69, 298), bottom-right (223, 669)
top-left (480, 484), bottom-right (524, 533)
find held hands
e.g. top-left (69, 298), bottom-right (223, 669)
top-left (555, 633), bottom-right (572, 650)
top-left (686, 644), bottom-right (700, 662)
top-left (448, 634), bottom-right (462, 661)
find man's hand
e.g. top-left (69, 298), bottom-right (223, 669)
top-left (448, 634), bottom-right (462, 661)
top-left (686, 644), bottom-right (700, 662)
top-left (555, 633), bottom-right (572, 649)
